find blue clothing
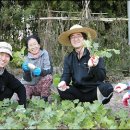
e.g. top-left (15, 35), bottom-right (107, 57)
top-left (21, 49), bottom-right (53, 85)
top-left (22, 62), bottom-right (29, 71)
top-left (32, 67), bottom-right (41, 76)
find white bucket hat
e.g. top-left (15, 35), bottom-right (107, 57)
top-left (58, 24), bottom-right (97, 46)
top-left (0, 42), bottom-right (13, 60)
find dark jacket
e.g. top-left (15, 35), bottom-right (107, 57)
top-left (0, 69), bottom-right (26, 107)
top-left (61, 48), bottom-right (106, 92)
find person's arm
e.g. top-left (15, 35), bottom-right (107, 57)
top-left (40, 50), bottom-right (52, 76)
top-left (22, 60), bottom-right (32, 81)
top-left (58, 56), bottom-right (71, 91)
top-left (7, 73), bottom-right (26, 108)
top-left (60, 56), bottom-right (71, 85)
top-left (23, 71), bottom-right (32, 81)
top-left (127, 82), bottom-right (130, 90)
top-left (114, 81), bottom-right (130, 93)
top-left (122, 90), bottom-right (130, 106)
top-left (89, 57), bottom-right (106, 81)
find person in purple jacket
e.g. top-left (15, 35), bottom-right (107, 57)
top-left (0, 41), bottom-right (26, 108)
top-left (57, 24), bottom-right (113, 104)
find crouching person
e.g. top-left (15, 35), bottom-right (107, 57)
top-left (57, 24), bottom-right (113, 104)
top-left (21, 35), bottom-right (53, 102)
top-left (0, 41), bottom-right (26, 108)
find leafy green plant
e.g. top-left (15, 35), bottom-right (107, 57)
top-left (83, 40), bottom-right (120, 58)
top-left (53, 74), bottom-right (61, 86)
top-left (0, 97), bottom-right (130, 129)
top-left (11, 46), bottom-right (25, 67)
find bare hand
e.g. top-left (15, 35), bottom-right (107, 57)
top-left (88, 55), bottom-right (99, 67)
top-left (58, 81), bottom-right (69, 91)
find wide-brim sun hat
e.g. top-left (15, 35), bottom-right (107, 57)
top-left (0, 42), bottom-right (13, 60)
top-left (58, 24), bottom-right (97, 46)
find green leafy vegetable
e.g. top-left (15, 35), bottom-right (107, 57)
top-left (83, 40), bottom-right (120, 58)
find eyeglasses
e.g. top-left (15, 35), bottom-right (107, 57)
top-left (70, 35), bottom-right (83, 40)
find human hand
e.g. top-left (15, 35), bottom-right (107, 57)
top-left (114, 83), bottom-right (127, 93)
top-left (122, 91), bottom-right (130, 106)
top-left (58, 81), bottom-right (69, 91)
top-left (88, 55), bottom-right (99, 67)
top-left (32, 67), bottom-right (41, 76)
top-left (22, 62), bottom-right (29, 71)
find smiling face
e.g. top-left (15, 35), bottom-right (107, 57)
top-left (0, 52), bottom-right (10, 68)
top-left (27, 38), bottom-right (40, 55)
top-left (70, 33), bottom-right (84, 49)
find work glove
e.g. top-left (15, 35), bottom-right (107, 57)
top-left (58, 81), bottom-right (69, 91)
top-left (32, 67), bottom-right (41, 76)
top-left (88, 55), bottom-right (99, 67)
top-left (22, 62), bottom-right (29, 71)
top-left (122, 91), bottom-right (130, 106)
top-left (114, 83), bottom-right (128, 93)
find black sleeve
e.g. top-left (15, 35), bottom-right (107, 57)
top-left (40, 53), bottom-right (53, 76)
top-left (60, 56), bottom-right (71, 85)
top-left (89, 57), bottom-right (106, 81)
top-left (7, 73), bottom-right (26, 108)
top-left (41, 68), bottom-right (52, 76)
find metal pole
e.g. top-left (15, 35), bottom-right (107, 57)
top-left (128, 0), bottom-right (130, 45)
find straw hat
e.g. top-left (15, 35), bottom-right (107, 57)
top-left (0, 42), bottom-right (13, 60)
top-left (58, 24), bottom-right (97, 46)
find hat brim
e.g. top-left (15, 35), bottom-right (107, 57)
top-left (0, 48), bottom-right (13, 60)
top-left (58, 27), bottom-right (97, 46)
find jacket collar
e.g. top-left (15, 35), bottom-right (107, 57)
top-left (27, 50), bottom-right (43, 59)
top-left (0, 68), bottom-right (5, 75)
top-left (73, 47), bottom-right (90, 57)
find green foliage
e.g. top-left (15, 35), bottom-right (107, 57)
top-left (53, 74), bottom-right (61, 86)
top-left (0, 98), bottom-right (130, 129)
top-left (83, 40), bottom-right (120, 58)
top-left (10, 46), bottom-right (25, 67)
top-left (89, 0), bottom-right (127, 17)
top-left (0, 1), bottom-right (25, 41)
top-left (0, 0), bottom-right (128, 73)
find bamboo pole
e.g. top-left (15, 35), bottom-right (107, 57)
top-left (39, 17), bottom-right (128, 21)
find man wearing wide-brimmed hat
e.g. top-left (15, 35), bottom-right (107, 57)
top-left (0, 41), bottom-right (26, 108)
top-left (57, 24), bottom-right (113, 104)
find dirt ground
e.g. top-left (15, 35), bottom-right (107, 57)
top-left (104, 77), bottom-right (130, 115)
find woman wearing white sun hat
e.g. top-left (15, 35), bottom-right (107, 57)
top-left (57, 24), bottom-right (113, 104)
top-left (0, 41), bottom-right (26, 108)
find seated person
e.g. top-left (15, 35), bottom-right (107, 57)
top-left (0, 41), bottom-right (26, 108)
top-left (21, 35), bottom-right (53, 102)
top-left (114, 81), bottom-right (130, 106)
top-left (57, 24), bottom-right (113, 104)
